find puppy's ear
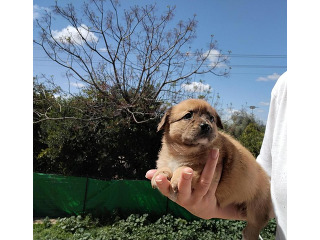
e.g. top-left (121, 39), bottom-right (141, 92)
top-left (157, 108), bottom-right (171, 132)
top-left (215, 113), bottom-right (224, 129)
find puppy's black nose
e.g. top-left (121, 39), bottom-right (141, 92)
top-left (200, 123), bottom-right (210, 133)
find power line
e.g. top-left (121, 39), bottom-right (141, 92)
top-left (33, 46), bottom-right (286, 58)
top-left (228, 54), bottom-right (286, 59)
top-left (33, 52), bottom-right (287, 59)
top-left (33, 60), bottom-right (287, 69)
top-left (230, 65), bottom-right (286, 69)
top-left (33, 50), bottom-right (287, 70)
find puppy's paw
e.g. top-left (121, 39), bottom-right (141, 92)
top-left (151, 167), bottom-right (172, 189)
top-left (170, 167), bottom-right (186, 193)
top-left (170, 178), bottom-right (179, 193)
top-left (170, 167), bottom-right (201, 192)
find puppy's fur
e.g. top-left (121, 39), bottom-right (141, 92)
top-left (151, 99), bottom-right (272, 240)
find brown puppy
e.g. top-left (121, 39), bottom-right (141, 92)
top-left (151, 99), bottom-right (272, 240)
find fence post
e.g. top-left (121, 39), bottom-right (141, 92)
top-left (82, 176), bottom-right (89, 215)
top-left (166, 197), bottom-right (169, 215)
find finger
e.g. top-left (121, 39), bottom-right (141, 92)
top-left (193, 149), bottom-right (220, 198)
top-left (145, 169), bottom-right (157, 180)
top-left (207, 158), bottom-right (223, 196)
top-left (176, 167), bottom-right (193, 200)
top-left (154, 174), bottom-right (171, 197)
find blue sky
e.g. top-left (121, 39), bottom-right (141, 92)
top-left (33, 0), bottom-right (287, 123)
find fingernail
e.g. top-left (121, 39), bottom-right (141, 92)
top-left (183, 169), bottom-right (193, 180)
top-left (155, 176), bottom-right (163, 184)
top-left (212, 148), bottom-right (219, 159)
top-left (145, 170), bottom-right (152, 178)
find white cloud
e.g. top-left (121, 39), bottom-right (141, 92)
top-left (223, 108), bottom-right (240, 121)
top-left (99, 48), bottom-right (108, 52)
top-left (259, 101), bottom-right (270, 106)
top-left (226, 108), bottom-right (240, 115)
top-left (203, 49), bottom-right (228, 68)
top-left (71, 82), bottom-right (86, 88)
top-left (256, 73), bottom-right (280, 82)
top-left (181, 82), bottom-right (211, 92)
top-left (52, 24), bottom-right (98, 45)
top-left (53, 93), bottom-right (71, 99)
top-left (33, 4), bottom-right (50, 20)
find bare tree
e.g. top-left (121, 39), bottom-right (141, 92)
top-left (34, 0), bottom-right (230, 123)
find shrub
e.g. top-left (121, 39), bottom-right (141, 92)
top-left (239, 123), bottom-right (265, 157)
top-left (34, 214), bottom-right (276, 240)
top-left (56, 215), bottom-right (99, 234)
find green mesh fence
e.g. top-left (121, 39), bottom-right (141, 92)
top-left (33, 173), bottom-right (199, 220)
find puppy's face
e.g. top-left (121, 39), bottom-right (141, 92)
top-left (158, 99), bottom-right (223, 147)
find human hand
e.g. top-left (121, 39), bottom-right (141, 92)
top-left (146, 149), bottom-right (244, 220)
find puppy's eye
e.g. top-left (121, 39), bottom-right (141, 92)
top-left (209, 115), bottom-right (215, 122)
top-left (183, 112), bottom-right (193, 120)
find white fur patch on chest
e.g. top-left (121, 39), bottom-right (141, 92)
top-left (168, 160), bottom-right (180, 171)
top-left (167, 155), bottom-right (192, 171)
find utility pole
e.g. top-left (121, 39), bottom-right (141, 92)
top-left (249, 106), bottom-right (258, 116)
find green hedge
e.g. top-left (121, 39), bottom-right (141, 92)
top-left (34, 214), bottom-right (277, 240)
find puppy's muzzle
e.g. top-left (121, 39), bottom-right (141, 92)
top-left (200, 123), bottom-right (211, 134)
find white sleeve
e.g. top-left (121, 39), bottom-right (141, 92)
top-left (256, 87), bottom-right (278, 176)
top-left (257, 72), bottom-right (287, 239)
